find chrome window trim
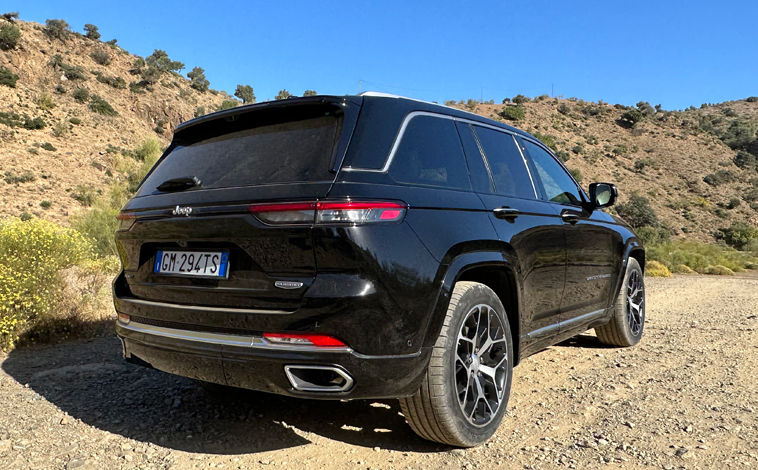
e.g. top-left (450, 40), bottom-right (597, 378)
top-left (118, 320), bottom-right (352, 352)
top-left (342, 111), bottom-right (538, 199)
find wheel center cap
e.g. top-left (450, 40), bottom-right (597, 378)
top-left (471, 354), bottom-right (481, 372)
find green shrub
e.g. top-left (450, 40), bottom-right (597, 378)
top-left (621, 109), bottom-right (644, 124)
top-left (0, 23), bottom-right (21, 50)
top-left (734, 151), bottom-right (757, 170)
top-left (557, 103), bottom-right (570, 115)
top-left (39, 200), bottom-right (52, 209)
top-left (0, 66), bottom-right (18, 87)
top-left (721, 119), bottom-right (758, 150)
top-left (275, 89), bottom-right (293, 100)
top-left (556, 150), bottom-right (570, 163)
top-left (2, 12), bottom-right (19, 22)
top-left (133, 138), bottom-right (162, 162)
top-left (83, 23), bottom-right (100, 40)
top-left (71, 187), bottom-right (127, 258)
top-left (703, 169), bottom-right (735, 186)
top-left (140, 65), bottom-right (161, 85)
top-left (90, 49), bottom-right (111, 65)
top-left (41, 142), bottom-right (56, 152)
top-left (69, 117), bottom-right (81, 125)
top-left (37, 93), bottom-right (55, 110)
top-left (23, 116), bottom-right (46, 130)
top-left (53, 120), bottom-right (69, 137)
top-left (645, 260), bottom-right (671, 277)
top-left (94, 72), bottom-right (126, 89)
top-left (4, 171), bottom-right (35, 184)
top-left (218, 100), bottom-right (238, 111)
top-left (531, 131), bottom-right (557, 152)
top-left (54, 84), bottom-right (66, 94)
top-left (727, 197), bottom-right (741, 209)
top-left (745, 188), bottom-right (758, 202)
top-left (635, 226), bottom-right (671, 246)
top-left (616, 194), bottom-right (658, 228)
top-left (0, 111), bottom-right (22, 128)
top-left (569, 168), bottom-right (583, 183)
top-left (704, 265), bottom-right (734, 276)
top-left (612, 144), bottom-right (628, 156)
top-left (498, 105), bottom-right (525, 121)
top-left (0, 218), bottom-right (93, 349)
top-left (716, 222), bottom-right (758, 250)
top-left (512, 94), bottom-right (530, 105)
top-left (45, 19), bottom-right (71, 41)
top-left (88, 96), bottom-right (117, 116)
top-left (145, 49), bottom-right (184, 74)
top-left (234, 84), bottom-right (255, 103)
top-left (647, 240), bottom-right (758, 274)
top-left (303, 90), bottom-right (317, 97)
top-left (187, 66), bottom-right (209, 92)
top-left (61, 63), bottom-right (87, 81)
top-left (194, 106), bottom-right (206, 118)
top-left (634, 158), bottom-right (658, 173)
top-left (571, 144), bottom-right (584, 155)
top-left (128, 81), bottom-right (144, 94)
top-left (747, 97), bottom-right (758, 103)
top-left (73, 88), bottom-right (89, 103)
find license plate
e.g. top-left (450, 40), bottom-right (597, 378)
top-left (154, 250), bottom-right (230, 278)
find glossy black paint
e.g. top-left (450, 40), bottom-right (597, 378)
top-left (114, 94), bottom-right (644, 399)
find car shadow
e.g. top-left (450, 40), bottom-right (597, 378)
top-left (1, 336), bottom-right (446, 455)
top-left (556, 333), bottom-right (617, 349)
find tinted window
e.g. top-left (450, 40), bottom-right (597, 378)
top-left (456, 122), bottom-right (493, 193)
top-left (138, 107), bottom-right (341, 195)
top-left (389, 116), bottom-right (470, 190)
top-left (522, 140), bottom-right (583, 205)
top-left (473, 126), bottom-right (536, 199)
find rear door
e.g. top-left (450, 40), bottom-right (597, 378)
top-left (461, 123), bottom-right (567, 342)
top-left (116, 99), bottom-right (360, 319)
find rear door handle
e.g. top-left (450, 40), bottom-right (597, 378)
top-left (493, 207), bottom-right (520, 219)
top-left (561, 212), bottom-right (580, 224)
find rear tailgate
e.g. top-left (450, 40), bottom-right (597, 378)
top-left (115, 97), bottom-right (361, 314)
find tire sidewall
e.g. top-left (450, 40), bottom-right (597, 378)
top-left (439, 284), bottom-right (513, 445)
top-left (618, 258), bottom-right (645, 344)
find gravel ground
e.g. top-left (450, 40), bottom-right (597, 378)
top-left (1, 275), bottom-right (757, 470)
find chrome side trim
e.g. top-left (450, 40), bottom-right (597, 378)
top-left (118, 320), bottom-right (352, 353)
top-left (119, 297), bottom-right (291, 315)
top-left (560, 308), bottom-right (609, 331)
top-left (284, 365), bottom-right (354, 392)
top-left (525, 323), bottom-right (561, 340)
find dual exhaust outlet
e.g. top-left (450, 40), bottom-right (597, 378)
top-left (284, 365), bottom-right (354, 392)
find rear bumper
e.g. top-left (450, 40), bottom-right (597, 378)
top-left (116, 321), bottom-right (431, 400)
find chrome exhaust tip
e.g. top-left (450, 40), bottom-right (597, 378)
top-left (284, 365), bottom-right (354, 392)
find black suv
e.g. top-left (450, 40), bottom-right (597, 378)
top-left (113, 92), bottom-right (645, 447)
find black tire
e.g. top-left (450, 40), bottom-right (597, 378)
top-left (399, 281), bottom-right (513, 447)
top-left (595, 257), bottom-right (645, 347)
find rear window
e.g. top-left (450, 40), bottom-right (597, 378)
top-left (138, 105), bottom-right (342, 195)
top-left (389, 115), bottom-right (471, 190)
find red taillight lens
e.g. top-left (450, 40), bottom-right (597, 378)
top-left (116, 212), bottom-right (136, 231)
top-left (117, 313), bottom-right (130, 324)
top-left (263, 332), bottom-right (347, 348)
top-left (249, 202), bottom-right (316, 224)
top-left (249, 201), bottom-right (407, 225)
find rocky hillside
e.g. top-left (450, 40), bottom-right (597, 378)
top-left (1, 18), bottom-right (756, 242)
top-left (0, 19), bottom-right (227, 224)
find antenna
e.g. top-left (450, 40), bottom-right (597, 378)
top-left (359, 79), bottom-right (362, 93)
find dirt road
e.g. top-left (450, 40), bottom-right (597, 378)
top-left (1, 275), bottom-right (757, 470)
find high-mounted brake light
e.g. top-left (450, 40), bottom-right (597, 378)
top-left (263, 332), bottom-right (347, 348)
top-left (249, 200), bottom-right (407, 225)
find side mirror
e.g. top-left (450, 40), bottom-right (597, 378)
top-left (588, 183), bottom-right (617, 209)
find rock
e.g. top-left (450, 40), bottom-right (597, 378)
top-left (0, 440), bottom-right (10, 453)
top-left (66, 459), bottom-right (87, 469)
top-left (675, 447), bottom-right (688, 457)
top-left (260, 459), bottom-right (271, 465)
top-left (60, 417), bottom-right (69, 425)
top-left (450, 449), bottom-right (466, 456)
top-left (685, 425), bottom-right (693, 433)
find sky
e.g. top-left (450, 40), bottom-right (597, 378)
top-left (14, 1), bottom-right (758, 110)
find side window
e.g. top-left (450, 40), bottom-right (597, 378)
top-left (389, 116), bottom-right (471, 190)
top-left (472, 126), bottom-right (536, 199)
top-left (455, 122), bottom-right (493, 193)
top-left (522, 139), bottom-right (583, 205)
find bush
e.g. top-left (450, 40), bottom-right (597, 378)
top-left (73, 88), bottom-right (89, 103)
top-left (146, 49), bottom-right (184, 73)
top-left (94, 72), bottom-right (126, 89)
top-left (217, 99), bottom-right (238, 111)
top-left (635, 226), bottom-right (671, 246)
top-left (140, 65), bottom-right (161, 85)
top-left (556, 150), bottom-right (570, 163)
top-left (0, 23), bottom-right (21, 50)
top-left (557, 103), bottom-right (571, 115)
top-left (703, 169), bottom-right (735, 186)
top-left (0, 218), bottom-right (92, 349)
top-left (187, 67), bottom-right (209, 92)
top-left (734, 151), bottom-right (757, 170)
top-left (670, 264), bottom-right (696, 274)
top-left (303, 90), bottom-right (317, 97)
top-left (88, 96), bottom-right (117, 116)
top-left (0, 111), bottom-right (22, 127)
top-left (60, 63), bottom-right (87, 81)
top-left (716, 222), bottom-right (758, 250)
top-left (621, 109), bottom-right (644, 124)
top-left (37, 93), bottom-right (55, 110)
top-left (40, 200), bottom-right (52, 209)
top-left (721, 119), bottom-right (758, 150)
top-left (616, 194), bottom-right (658, 228)
top-left (90, 50), bottom-right (111, 65)
top-left (498, 105), bottom-right (525, 121)
top-left (275, 89), bottom-right (293, 100)
top-left (4, 171), bottom-right (35, 184)
top-left (704, 265), bottom-right (734, 276)
top-left (54, 84), bottom-right (66, 94)
top-left (647, 240), bottom-right (758, 274)
top-left (194, 106), bottom-right (205, 118)
top-left (53, 122), bottom-right (67, 137)
top-left (45, 19), bottom-right (71, 41)
top-left (0, 66), bottom-right (18, 87)
top-left (2, 12), bottom-right (19, 22)
top-left (531, 131), bottom-right (557, 152)
top-left (71, 187), bottom-right (127, 258)
top-left (83, 23), bottom-right (100, 40)
top-left (23, 116), bottom-right (46, 130)
top-left (569, 168), bottom-right (583, 183)
top-left (645, 260), bottom-right (671, 277)
top-left (727, 197), bottom-right (741, 209)
top-left (234, 84), bottom-right (255, 103)
top-left (512, 94), bottom-right (530, 105)
top-left (41, 142), bottom-right (56, 151)
top-left (747, 97), bottom-right (758, 103)
top-left (134, 138), bottom-right (162, 162)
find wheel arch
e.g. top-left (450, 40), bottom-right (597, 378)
top-left (421, 249), bottom-right (523, 366)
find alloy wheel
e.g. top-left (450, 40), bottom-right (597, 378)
top-left (454, 304), bottom-right (509, 427)
top-left (626, 270), bottom-right (644, 335)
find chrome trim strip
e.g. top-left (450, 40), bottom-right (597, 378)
top-left (560, 308), bottom-right (608, 331)
top-left (284, 365), bottom-right (354, 392)
top-left (525, 323), bottom-right (560, 340)
top-left (119, 297), bottom-right (291, 315)
top-left (118, 320), bottom-right (353, 353)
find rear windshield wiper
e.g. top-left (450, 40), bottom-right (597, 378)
top-left (156, 176), bottom-right (201, 192)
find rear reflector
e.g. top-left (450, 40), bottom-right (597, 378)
top-left (249, 200), bottom-right (407, 225)
top-left (263, 332), bottom-right (347, 348)
top-left (117, 313), bottom-right (131, 325)
top-left (116, 212), bottom-right (136, 231)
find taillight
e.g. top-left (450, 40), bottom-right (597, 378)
top-left (249, 200), bottom-right (407, 226)
top-left (117, 313), bottom-right (131, 324)
top-left (263, 332), bottom-right (347, 348)
top-left (116, 212), bottom-right (136, 231)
